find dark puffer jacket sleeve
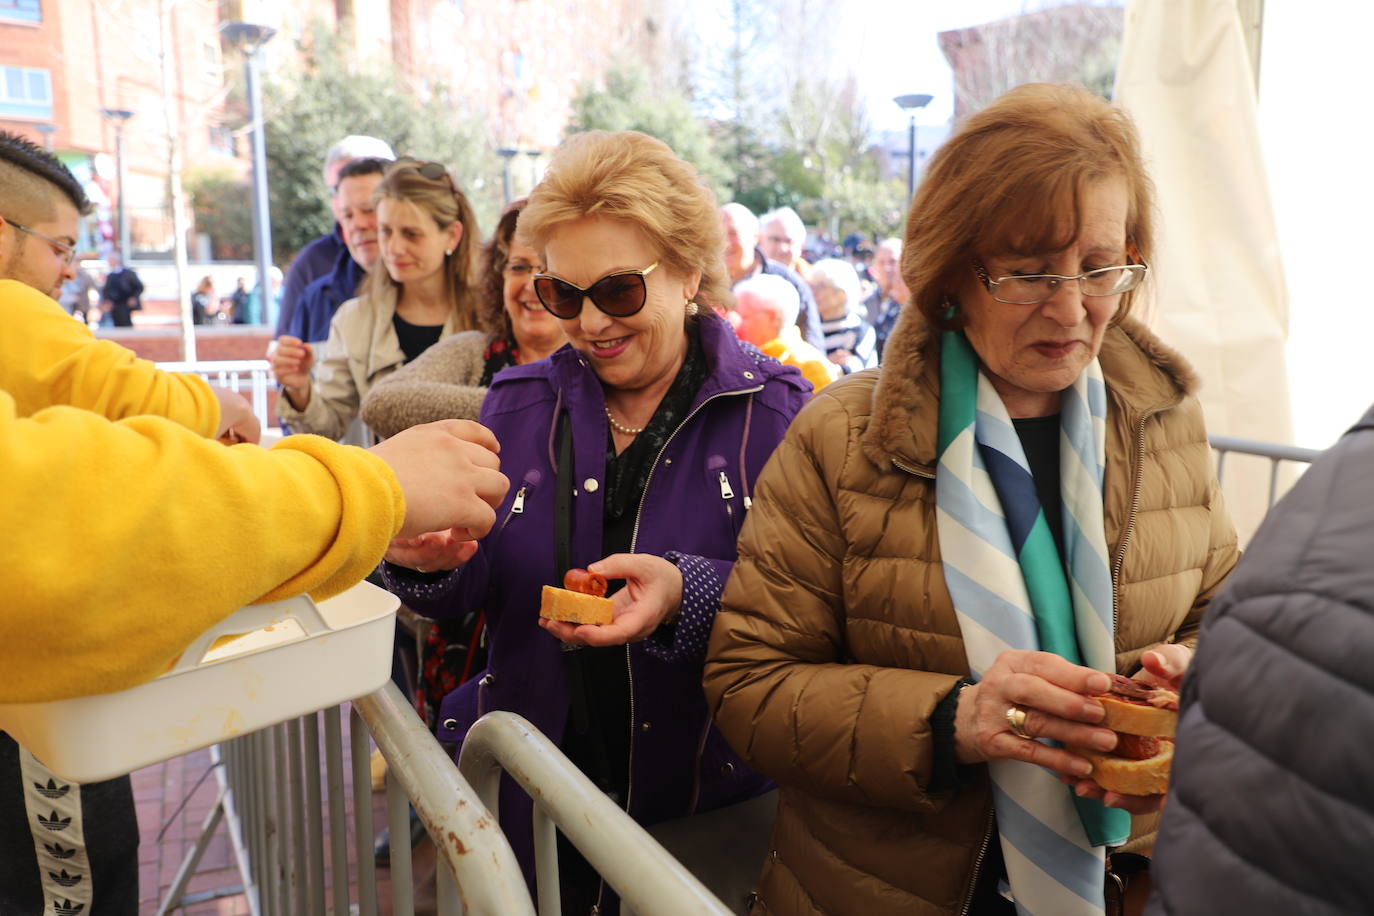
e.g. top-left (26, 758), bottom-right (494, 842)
top-left (1146, 405), bottom-right (1374, 916)
top-left (703, 391), bottom-right (963, 813)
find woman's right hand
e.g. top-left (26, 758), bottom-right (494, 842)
top-left (384, 529), bottom-right (480, 573)
top-left (954, 650), bottom-right (1118, 780)
top-left (271, 335), bottom-right (314, 399)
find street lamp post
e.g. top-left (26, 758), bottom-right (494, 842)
top-left (893, 93), bottom-right (934, 203)
top-left (100, 108), bottom-right (134, 258)
top-left (497, 148), bottom-right (518, 203)
top-left (220, 21), bottom-right (277, 327)
top-left (35, 123), bottom-right (57, 151)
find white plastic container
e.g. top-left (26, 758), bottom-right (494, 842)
top-left (0, 581), bottom-right (398, 782)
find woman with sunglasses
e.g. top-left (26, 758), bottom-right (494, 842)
top-left (380, 131), bottom-right (810, 914)
top-left (273, 159), bottom-right (481, 441)
top-left (702, 84), bottom-right (1240, 916)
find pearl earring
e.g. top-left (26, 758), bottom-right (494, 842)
top-left (685, 299), bottom-right (699, 317)
top-left (445, 248), bottom-right (454, 256)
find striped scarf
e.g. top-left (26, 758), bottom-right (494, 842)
top-left (935, 330), bottom-right (1126, 915)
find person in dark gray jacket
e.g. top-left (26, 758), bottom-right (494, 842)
top-left (1146, 404), bottom-right (1373, 916)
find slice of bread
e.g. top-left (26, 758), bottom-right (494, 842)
top-left (1099, 695), bottom-right (1177, 738)
top-left (539, 585), bottom-right (613, 625)
top-left (1078, 740), bottom-right (1174, 796)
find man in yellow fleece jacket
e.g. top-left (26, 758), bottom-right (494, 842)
top-left (0, 131), bottom-right (509, 703)
top-left (0, 130), bottom-right (509, 916)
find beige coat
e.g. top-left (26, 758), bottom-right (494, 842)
top-left (703, 311), bottom-right (1239, 916)
top-left (275, 285), bottom-right (466, 441)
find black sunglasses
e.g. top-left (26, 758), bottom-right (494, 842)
top-left (398, 159), bottom-right (457, 193)
top-left (533, 262), bottom-right (659, 320)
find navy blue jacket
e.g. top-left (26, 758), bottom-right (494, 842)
top-left (1147, 405), bottom-right (1373, 916)
top-left (284, 247), bottom-right (365, 344)
top-left (277, 227), bottom-right (347, 336)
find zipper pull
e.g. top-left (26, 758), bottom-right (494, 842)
top-left (511, 486), bottom-right (527, 514)
top-left (718, 471), bottom-right (735, 500)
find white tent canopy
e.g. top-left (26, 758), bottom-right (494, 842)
top-left (1114, 0), bottom-right (1345, 542)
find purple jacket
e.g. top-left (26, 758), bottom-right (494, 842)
top-left (384, 314), bottom-right (808, 884)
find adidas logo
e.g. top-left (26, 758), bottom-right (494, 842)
top-left (53, 901), bottom-right (84, 915)
top-left (34, 779), bottom-right (70, 799)
top-left (37, 810), bottom-right (72, 831)
top-left (44, 842), bottom-right (76, 859)
top-left (49, 868), bottom-right (82, 887)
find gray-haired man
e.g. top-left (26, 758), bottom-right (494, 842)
top-left (275, 134), bottom-right (394, 335)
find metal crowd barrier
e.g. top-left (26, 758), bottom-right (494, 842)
top-left (458, 712), bottom-right (732, 916)
top-left (157, 359), bottom-right (273, 429)
top-left (157, 686), bottom-right (730, 915)
top-left (1209, 434), bottom-right (1323, 508)
top-left (158, 683), bottom-right (532, 915)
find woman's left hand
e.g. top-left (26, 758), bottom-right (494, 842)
top-left (539, 553), bottom-right (683, 647)
top-left (1064, 643), bottom-right (1194, 814)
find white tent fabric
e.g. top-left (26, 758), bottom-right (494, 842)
top-left (1114, 0), bottom-right (1293, 544)
top-left (1258, 4), bottom-right (1374, 453)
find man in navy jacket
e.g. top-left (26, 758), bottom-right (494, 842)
top-left (275, 134), bottom-right (393, 337)
top-left (282, 156), bottom-right (388, 344)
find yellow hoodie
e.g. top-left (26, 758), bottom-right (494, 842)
top-left (0, 280), bottom-right (405, 702)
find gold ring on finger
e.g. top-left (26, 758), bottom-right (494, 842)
top-left (1005, 705), bottom-right (1033, 740)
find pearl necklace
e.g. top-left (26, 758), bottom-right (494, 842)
top-left (605, 406), bottom-right (645, 436)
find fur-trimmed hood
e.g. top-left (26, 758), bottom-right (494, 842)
top-left (860, 304), bottom-right (1201, 473)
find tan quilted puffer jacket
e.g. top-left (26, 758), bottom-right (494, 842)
top-left (703, 311), bottom-right (1240, 916)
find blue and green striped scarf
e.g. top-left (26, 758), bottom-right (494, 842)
top-left (936, 329), bottom-right (1125, 916)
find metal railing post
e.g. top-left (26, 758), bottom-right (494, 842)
top-left (303, 713), bottom-right (327, 916)
top-left (350, 707), bottom-right (379, 916)
top-left (352, 684), bottom-right (535, 916)
top-left (458, 712), bottom-right (731, 916)
top-left (323, 707), bottom-right (349, 914)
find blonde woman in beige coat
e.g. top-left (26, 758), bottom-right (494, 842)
top-left (273, 159), bottom-right (482, 441)
top-left (703, 85), bottom-right (1239, 916)
top-left (360, 198), bottom-right (566, 440)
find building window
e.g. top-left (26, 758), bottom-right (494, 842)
top-left (0, 0), bottom-right (42, 23)
top-left (0, 66), bottom-right (53, 119)
top-left (208, 125), bottom-right (237, 156)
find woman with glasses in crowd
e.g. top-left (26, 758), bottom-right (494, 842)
top-left (704, 84), bottom-right (1239, 916)
top-left (381, 130), bottom-right (809, 914)
top-left (272, 159), bottom-right (481, 441)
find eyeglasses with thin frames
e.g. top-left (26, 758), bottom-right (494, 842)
top-left (973, 261), bottom-right (1148, 305)
top-left (2, 216), bottom-right (78, 268)
top-left (533, 262), bottom-right (660, 320)
top-left (502, 260), bottom-right (543, 279)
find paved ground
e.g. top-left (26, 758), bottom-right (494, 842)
top-left (131, 723), bottom-right (429, 915)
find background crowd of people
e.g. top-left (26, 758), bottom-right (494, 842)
top-left (4, 74), bottom-right (1369, 916)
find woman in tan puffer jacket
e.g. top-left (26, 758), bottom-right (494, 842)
top-left (703, 84), bottom-right (1239, 916)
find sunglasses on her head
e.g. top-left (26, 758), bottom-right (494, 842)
top-left (533, 262), bottom-right (659, 320)
top-left (397, 159), bottom-right (457, 194)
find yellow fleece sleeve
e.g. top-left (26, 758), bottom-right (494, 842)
top-left (0, 389), bottom-right (405, 703)
top-left (0, 279), bottom-right (219, 436)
